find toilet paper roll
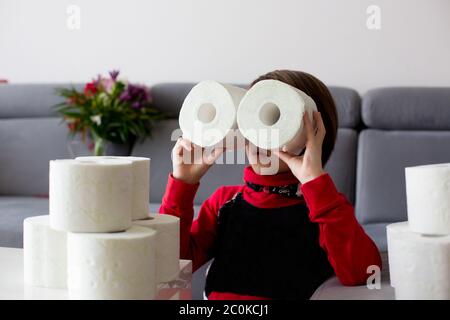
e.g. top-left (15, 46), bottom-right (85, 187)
top-left (49, 158), bottom-right (133, 232)
top-left (405, 163), bottom-right (450, 235)
top-left (386, 222), bottom-right (409, 288)
top-left (237, 79), bottom-right (317, 154)
top-left (179, 80), bottom-right (247, 148)
top-left (23, 215), bottom-right (67, 288)
top-left (76, 156), bottom-right (150, 220)
top-left (386, 222), bottom-right (450, 300)
top-left (134, 213), bottom-right (180, 282)
top-left (67, 226), bottom-right (157, 300)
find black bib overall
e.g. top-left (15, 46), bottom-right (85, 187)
top-left (205, 192), bottom-right (334, 299)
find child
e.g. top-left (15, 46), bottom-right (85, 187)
top-left (160, 70), bottom-right (382, 300)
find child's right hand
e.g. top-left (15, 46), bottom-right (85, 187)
top-left (172, 138), bottom-right (224, 184)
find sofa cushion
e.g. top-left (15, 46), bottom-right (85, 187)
top-left (150, 203), bottom-right (201, 216)
top-left (151, 83), bottom-right (196, 116)
top-left (325, 128), bottom-right (357, 204)
top-left (0, 84), bottom-right (83, 118)
top-left (0, 118), bottom-right (83, 196)
top-left (362, 222), bottom-right (390, 252)
top-left (355, 129), bottom-right (450, 225)
top-left (0, 197), bottom-right (49, 248)
top-left (328, 87), bottom-right (361, 128)
top-left (362, 87), bottom-right (450, 130)
top-left (152, 83), bottom-right (361, 128)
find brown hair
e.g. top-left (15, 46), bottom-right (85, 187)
top-left (250, 70), bottom-right (338, 166)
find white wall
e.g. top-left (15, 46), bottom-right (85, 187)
top-left (1, 0), bottom-right (449, 93)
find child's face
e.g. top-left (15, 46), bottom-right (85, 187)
top-left (245, 143), bottom-right (291, 175)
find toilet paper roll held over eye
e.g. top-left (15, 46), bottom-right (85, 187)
top-left (386, 222), bottom-right (450, 300)
top-left (405, 163), bottom-right (450, 235)
top-left (179, 80), bottom-right (247, 148)
top-left (237, 79), bottom-right (317, 155)
top-left (23, 215), bottom-right (67, 288)
top-left (76, 156), bottom-right (150, 221)
top-left (67, 226), bottom-right (157, 300)
top-left (49, 159), bottom-right (133, 232)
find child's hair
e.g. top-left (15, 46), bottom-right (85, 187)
top-left (251, 70), bottom-right (338, 166)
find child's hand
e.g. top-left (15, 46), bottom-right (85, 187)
top-left (172, 138), bottom-right (224, 184)
top-left (274, 111), bottom-right (326, 184)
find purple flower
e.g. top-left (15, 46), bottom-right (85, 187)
top-left (120, 84), bottom-right (150, 109)
top-left (109, 70), bottom-right (120, 81)
top-left (131, 101), bottom-right (141, 109)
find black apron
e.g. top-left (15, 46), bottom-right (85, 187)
top-left (205, 192), bottom-right (334, 299)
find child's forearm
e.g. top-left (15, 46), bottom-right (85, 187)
top-left (159, 174), bottom-right (198, 256)
top-left (301, 174), bottom-right (382, 286)
top-left (159, 174), bottom-right (221, 272)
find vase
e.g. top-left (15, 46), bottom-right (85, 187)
top-left (93, 137), bottom-right (132, 156)
top-left (67, 135), bottom-right (132, 157)
top-left (66, 134), bottom-right (92, 158)
top-left (104, 140), bottom-right (133, 156)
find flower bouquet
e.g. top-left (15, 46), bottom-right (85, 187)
top-left (55, 70), bottom-right (165, 156)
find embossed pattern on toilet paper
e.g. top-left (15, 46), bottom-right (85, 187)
top-left (179, 80), bottom-right (247, 148)
top-left (24, 215), bottom-right (67, 288)
top-left (129, 157), bottom-right (150, 220)
top-left (76, 156), bottom-right (150, 220)
top-left (134, 213), bottom-right (180, 283)
top-left (67, 226), bottom-right (157, 300)
top-left (49, 159), bottom-right (133, 232)
top-left (405, 163), bottom-right (450, 235)
top-left (237, 79), bottom-right (317, 154)
top-left (387, 222), bottom-right (450, 300)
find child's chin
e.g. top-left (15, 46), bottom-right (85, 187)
top-left (250, 159), bottom-right (290, 176)
top-left (250, 163), bottom-right (281, 176)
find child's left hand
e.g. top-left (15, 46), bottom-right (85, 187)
top-left (274, 111), bottom-right (326, 184)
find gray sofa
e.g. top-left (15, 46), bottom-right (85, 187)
top-left (1, 83), bottom-right (449, 299)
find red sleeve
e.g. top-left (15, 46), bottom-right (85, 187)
top-left (159, 174), bottom-right (239, 272)
top-left (300, 173), bottom-right (382, 286)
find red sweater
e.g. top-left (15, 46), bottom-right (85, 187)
top-left (159, 166), bottom-right (382, 300)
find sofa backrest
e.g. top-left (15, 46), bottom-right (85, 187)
top-left (132, 83), bottom-right (361, 205)
top-left (0, 82), bottom-right (361, 205)
top-left (355, 87), bottom-right (450, 224)
top-left (0, 84), bottom-right (85, 196)
top-left (4, 83), bottom-right (450, 224)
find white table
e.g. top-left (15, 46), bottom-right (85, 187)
top-left (311, 252), bottom-right (395, 300)
top-left (0, 247), bottom-right (192, 300)
top-left (1, 246), bottom-right (394, 300)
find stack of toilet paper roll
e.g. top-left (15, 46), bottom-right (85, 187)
top-left (23, 156), bottom-right (180, 300)
top-left (179, 79), bottom-right (316, 154)
top-left (387, 163), bottom-right (450, 300)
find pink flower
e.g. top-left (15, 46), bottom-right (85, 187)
top-left (101, 78), bottom-right (114, 93)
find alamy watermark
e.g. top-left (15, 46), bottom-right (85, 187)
top-left (366, 5), bottom-right (381, 30)
top-left (366, 265), bottom-right (382, 289)
top-left (66, 5), bottom-right (81, 30)
top-left (170, 127), bottom-right (284, 175)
